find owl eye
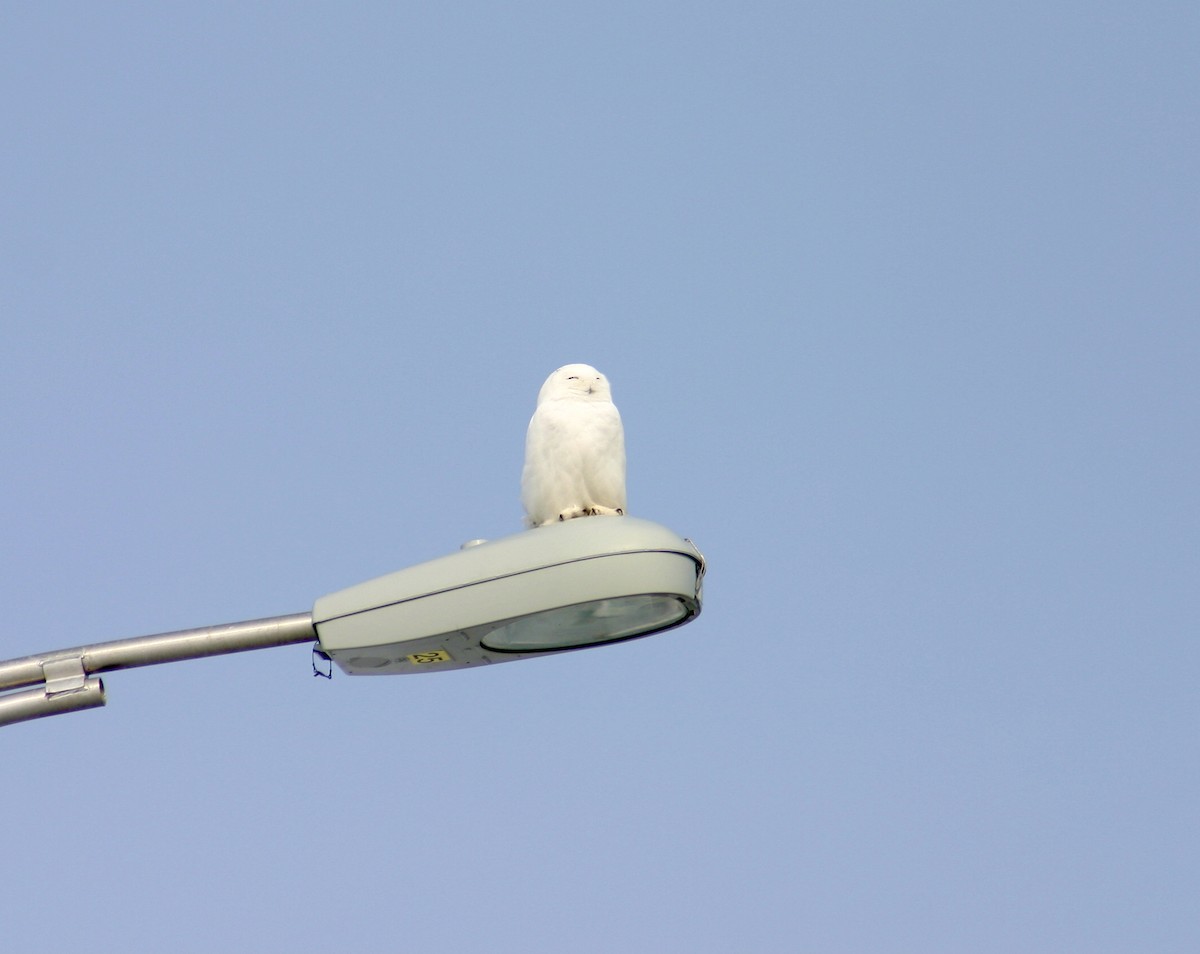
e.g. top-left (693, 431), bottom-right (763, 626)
top-left (567, 375), bottom-right (579, 381)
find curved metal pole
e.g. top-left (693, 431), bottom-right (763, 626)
top-left (0, 612), bottom-right (316, 728)
top-left (0, 679), bottom-right (107, 724)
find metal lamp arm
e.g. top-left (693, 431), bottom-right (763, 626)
top-left (0, 612), bottom-right (316, 728)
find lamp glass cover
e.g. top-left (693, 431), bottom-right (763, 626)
top-left (482, 595), bottom-right (690, 653)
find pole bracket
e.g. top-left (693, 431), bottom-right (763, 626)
top-left (41, 655), bottom-right (89, 696)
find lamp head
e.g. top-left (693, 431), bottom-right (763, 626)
top-left (313, 518), bottom-right (704, 675)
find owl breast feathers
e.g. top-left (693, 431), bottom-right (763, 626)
top-left (521, 364), bottom-right (627, 528)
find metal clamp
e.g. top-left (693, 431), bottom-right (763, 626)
top-left (42, 655), bottom-right (89, 696)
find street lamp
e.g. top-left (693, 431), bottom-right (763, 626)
top-left (0, 517), bottom-right (705, 728)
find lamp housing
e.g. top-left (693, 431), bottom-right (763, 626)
top-left (313, 517), bottom-right (704, 675)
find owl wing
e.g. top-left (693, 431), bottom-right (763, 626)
top-left (581, 403), bottom-right (626, 512)
top-left (521, 403), bottom-right (574, 525)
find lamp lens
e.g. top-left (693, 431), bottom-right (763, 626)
top-left (482, 595), bottom-right (690, 653)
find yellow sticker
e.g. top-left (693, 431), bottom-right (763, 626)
top-left (407, 649), bottom-right (452, 665)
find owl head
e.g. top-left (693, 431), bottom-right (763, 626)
top-left (537, 364), bottom-right (613, 404)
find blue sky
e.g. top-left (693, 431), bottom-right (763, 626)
top-left (2, 3), bottom-right (1196, 951)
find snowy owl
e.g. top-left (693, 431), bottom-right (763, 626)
top-left (521, 364), bottom-right (627, 528)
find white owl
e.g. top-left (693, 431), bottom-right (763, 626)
top-left (521, 364), bottom-right (627, 528)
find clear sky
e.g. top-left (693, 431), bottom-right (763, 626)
top-left (2, 3), bottom-right (1196, 952)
